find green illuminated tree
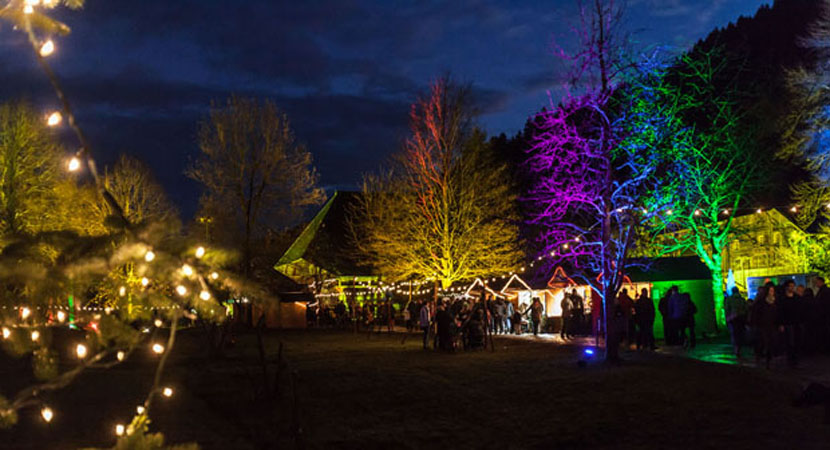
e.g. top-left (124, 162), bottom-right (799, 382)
top-left (648, 49), bottom-right (760, 329)
top-left (351, 77), bottom-right (521, 289)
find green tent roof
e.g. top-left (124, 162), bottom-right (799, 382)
top-left (275, 192), bottom-right (338, 268)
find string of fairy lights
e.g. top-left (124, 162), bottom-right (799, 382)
top-left (0, 3), bottom-right (247, 433)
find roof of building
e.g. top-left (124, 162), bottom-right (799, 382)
top-left (274, 191), bottom-right (373, 277)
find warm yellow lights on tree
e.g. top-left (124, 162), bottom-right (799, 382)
top-left (144, 250), bottom-right (156, 262)
top-left (39, 40), bottom-right (54, 57)
top-left (30, 330), bottom-right (40, 342)
top-left (210, 272), bottom-right (219, 280)
top-left (199, 290), bottom-right (211, 301)
top-left (115, 424), bottom-right (125, 436)
top-left (195, 246), bottom-right (205, 258)
top-left (181, 264), bottom-right (193, 276)
top-left (118, 286), bottom-right (127, 297)
top-left (20, 307), bottom-right (31, 319)
top-left (116, 351), bottom-right (125, 361)
top-left (56, 310), bottom-right (66, 322)
top-left (153, 319), bottom-right (162, 328)
top-left (151, 343), bottom-right (164, 354)
top-left (162, 387), bottom-right (173, 397)
top-left (46, 111), bottom-right (62, 126)
top-left (141, 277), bottom-right (149, 287)
top-left (67, 156), bottom-right (81, 172)
top-left (2, 327), bottom-right (10, 339)
top-left (75, 343), bottom-right (87, 359)
top-left (175, 285), bottom-right (187, 296)
top-left (40, 407), bottom-right (53, 423)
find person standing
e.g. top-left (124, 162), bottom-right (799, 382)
top-left (681, 293), bottom-right (697, 349)
top-left (494, 298), bottom-right (506, 335)
top-left (635, 288), bottom-right (656, 350)
top-left (419, 300), bottom-right (431, 350)
top-left (658, 288), bottom-right (675, 345)
top-left (779, 280), bottom-right (802, 367)
top-left (505, 300), bottom-right (514, 334)
top-left (529, 298), bottom-right (544, 336)
top-left (618, 288), bottom-right (635, 347)
top-left (815, 277), bottom-right (830, 353)
top-left (667, 286), bottom-right (687, 346)
top-left (751, 286), bottom-right (778, 368)
top-left (435, 300), bottom-right (454, 352)
top-left (560, 294), bottom-right (573, 340)
top-left (723, 287), bottom-right (749, 357)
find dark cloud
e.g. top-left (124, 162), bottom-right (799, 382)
top-left (0, 0), bottom-right (771, 219)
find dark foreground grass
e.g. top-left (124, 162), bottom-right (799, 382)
top-left (2, 329), bottom-right (829, 449)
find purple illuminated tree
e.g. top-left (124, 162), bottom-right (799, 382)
top-left (525, 0), bottom-right (677, 361)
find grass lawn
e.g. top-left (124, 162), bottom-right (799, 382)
top-left (3, 329), bottom-right (830, 449)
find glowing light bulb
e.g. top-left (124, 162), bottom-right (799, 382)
top-left (722, 209), bottom-right (730, 216)
top-left (791, 206), bottom-right (798, 213)
top-left (31, 330), bottom-right (40, 341)
top-left (666, 209), bottom-right (673, 216)
top-left (144, 250), bottom-right (155, 262)
top-left (136, 405), bottom-right (145, 415)
top-left (176, 285), bottom-right (187, 296)
top-left (210, 272), bottom-right (219, 280)
top-left (141, 277), bottom-right (149, 287)
top-left (563, 243), bottom-right (569, 249)
top-left (199, 290), bottom-right (211, 301)
top-left (181, 264), bottom-right (193, 276)
top-left (57, 310), bottom-right (66, 322)
top-left (41, 407), bottom-right (53, 423)
top-left (694, 209), bottom-right (701, 216)
top-left (23, 5), bottom-right (34, 14)
top-left (76, 343), bottom-right (87, 358)
top-left (119, 286), bottom-right (126, 297)
top-left (67, 157), bottom-right (81, 172)
top-left (115, 424), bottom-right (125, 436)
top-left (117, 350), bottom-right (125, 361)
top-left (162, 387), bottom-right (173, 397)
top-left (21, 307), bottom-right (31, 319)
top-left (43, 0), bottom-right (58, 7)
top-left (756, 208), bottom-right (763, 214)
top-left (2, 327), bottom-right (10, 339)
top-left (154, 319), bottom-right (163, 327)
top-left (195, 246), bottom-right (205, 258)
top-left (152, 343), bottom-right (164, 354)
top-left (39, 40), bottom-right (54, 57)
top-left (46, 111), bottom-right (62, 126)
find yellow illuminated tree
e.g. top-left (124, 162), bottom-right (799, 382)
top-left (352, 77), bottom-right (521, 288)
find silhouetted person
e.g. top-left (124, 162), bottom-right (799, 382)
top-left (560, 294), bottom-right (573, 340)
top-left (635, 288), bottom-right (656, 350)
top-left (419, 300), bottom-right (431, 350)
top-left (724, 287), bottom-right (749, 357)
top-left (751, 286), bottom-right (778, 368)
top-left (779, 279), bottom-right (801, 367)
top-left (528, 298), bottom-right (544, 336)
top-left (435, 300), bottom-right (454, 352)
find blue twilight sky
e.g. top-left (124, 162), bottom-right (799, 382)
top-left (0, 0), bottom-right (770, 216)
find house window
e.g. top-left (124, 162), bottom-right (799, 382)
top-left (773, 232), bottom-right (782, 246)
top-left (757, 234), bottom-right (766, 245)
top-left (752, 255), bottom-right (767, 269)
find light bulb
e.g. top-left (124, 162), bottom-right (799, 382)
top-left (136, 405), bottom-right (145, 415)
top-left (23, 5), bottom-right (34, 14)
top-left (2, 327), bottom-right (10, 339)
top-left (67, 156), bottom-right (81, 172)
top-left (43, 0), bottom-right (58, 7)
top-left (199, 290), bottom-right (211, 301)
top-left (76, 343), bottom-right (87, 358)
top-left (694, 209), bottom-right (701, 216)
top-left (39, 40), bottom-right (54, 57)
top-left (57, 310), bottom-right (66, 322)
top-left (181, 264), bottom-right (193, 276)
top-left (722, 209), bottom-right (730, 216)
top-left (141, 277), bottom-right (149, 287)
top-left (195, 246), bottom-right (205, 258)
top-left (176, 285), bottom-right (187, 296)
top-left (210, 272), bottom-right (219, 280)
top-left (666, 209), bottom-right (673, 216)
top-left (154, 319), bottom-right (162, 327)
top-left (756, 208), bottom-right (763, 214)
top-left (152, 343), bottom-right (164, 354)
top-left (115, 424), bottom-right (125, 436)
top-left (119, 286), bottom-right (127, 297)
top-left (144, 250), bottom-right (155, 262)
top-left (21, 307), bottom-right (31, 319)
top-left (31, 330), bottom-right (40, 341)
top-left (46, 111), bottom-right (62, 126)
top-left (162, 387), bottom-right (173, 397)
top-left (117, 350), bottom-right (125, 361)
top-left (791, 206), bottom-right (798, 213)
top-left (41, 407), bottom-right (53, 423)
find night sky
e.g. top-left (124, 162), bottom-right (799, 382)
top-left (0, 0), bottom-right (770, 217)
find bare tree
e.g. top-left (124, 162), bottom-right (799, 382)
top-left (187, 96), bottom-right (325, 274)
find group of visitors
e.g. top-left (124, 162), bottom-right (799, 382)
top-left (724, 277), bottom-right (830, 368)
top-left (559, 289), bottom-right (586, 339)
top-left (656, 286), bottom-right (698, 349)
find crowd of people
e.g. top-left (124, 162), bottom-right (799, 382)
top-left (723, 277), bottom-right (830, 368)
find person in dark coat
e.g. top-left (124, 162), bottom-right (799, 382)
top-left (618, 289), bottom-right (635, 347)
top-left (815, 277), bottom-right (830, 354)
top-left (528, 298), bottom-right (544, 336)
top-left (435, 300), bottom-right (454, 352)
top-left (635, 288), bottom-right (656, 350)
top-left (779, 279), bottom-right (801, 367)
top-left (659, 287), bottom-right (676, 345)
top-left (723, 287), bottom-right (749, 357)
top-left (751, 286), bottom-right (778, 368)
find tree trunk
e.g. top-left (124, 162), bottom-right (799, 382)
top-left (710, 258), bottom-right (726, 331)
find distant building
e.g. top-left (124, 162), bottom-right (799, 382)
top-left (648, 208), bottom-right (810, 293)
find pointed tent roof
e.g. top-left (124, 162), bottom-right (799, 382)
top-left (275, 192), bottom-right (338, 269)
